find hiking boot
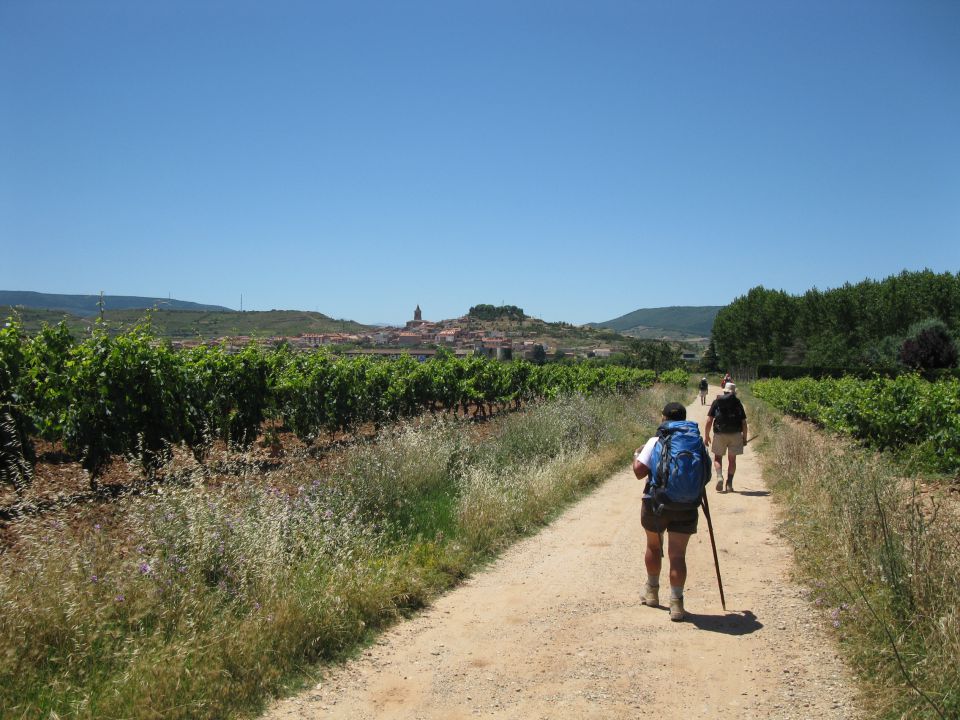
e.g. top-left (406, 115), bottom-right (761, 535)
top-left (715, 479), bottom-right (724, 493)
top-left (725, 480), bottom-right (734, 493)
top-left (669, 596), bottom-right (685, 621)
top-left (642, 584), bottom-right (659, 607)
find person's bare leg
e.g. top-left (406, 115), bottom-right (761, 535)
top-left (644, 530), bottom-right (663, 577)
top-left (668, 531), bottom-right (692, 620)
top-left (643, 529), bottom-right (663, 606)
top-left (726, 451), bottom-right (737, 490)
top-left (714, 453), bottom-right (724, 491)
top-left (667, 532), bottom-right (691, 588)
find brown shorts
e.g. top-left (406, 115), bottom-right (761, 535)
top-left (641, 499), bottom-right (698, 534)
top-left (711, 432), bottom-right (744, 456)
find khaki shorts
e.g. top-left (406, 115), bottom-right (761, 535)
top-left (711, 432), bottom-right (744, 456)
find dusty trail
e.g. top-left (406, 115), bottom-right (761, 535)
top-left (264, 388), bottom-right (860, 719)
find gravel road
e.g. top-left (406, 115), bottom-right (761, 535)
top-left (263, 388), bottom-right (861, 719)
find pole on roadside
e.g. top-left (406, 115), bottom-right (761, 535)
top-left (701, 491), bottom-right (726, 611)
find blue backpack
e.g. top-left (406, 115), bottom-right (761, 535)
top-left (647, 420), bottom-right (711, 514)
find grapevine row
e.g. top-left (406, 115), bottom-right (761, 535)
top-left (0, 320), bottom-right (661, 488)
top-left (753, 375), bottom-right (960, 473)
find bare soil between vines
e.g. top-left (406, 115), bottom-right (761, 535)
top-left (0, 407), bottom-right (501, 549)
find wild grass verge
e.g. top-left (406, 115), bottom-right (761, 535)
top-left (750, 395), bottom-right (960, 720)
top-left (0, 387), bottom-right (680, 719)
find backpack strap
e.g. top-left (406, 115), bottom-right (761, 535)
top-left (654, 433), bottom-right (672, 490)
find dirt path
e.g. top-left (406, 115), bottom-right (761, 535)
top-left (263, 388), bottom-right (861, 719)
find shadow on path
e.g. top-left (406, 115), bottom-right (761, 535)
top-left (733, 490), bottom-right (771, 497)
top-left (686, 610), bottom-right (763, 636)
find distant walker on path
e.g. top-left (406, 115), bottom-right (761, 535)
top-left (698, 376), bottom-right (709, 405)
top-left (704, 383), bottom-right (748, 493)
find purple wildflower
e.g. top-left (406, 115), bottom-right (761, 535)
top-left (139, 562), bottom-right (152, 575)
top-left (115, 594), bottom-right (125, 603)
top-left (91, 575), bottom-right (99, 583)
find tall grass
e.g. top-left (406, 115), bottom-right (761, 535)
top-left (751, 397), bottom-right (960, 719)
top-left (0, 387), bottom-right (679, 719)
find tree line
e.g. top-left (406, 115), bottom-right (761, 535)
top-left (467, 304), bottom-right (527, 321)
top-left (711, 269), bottom-right (960, 369)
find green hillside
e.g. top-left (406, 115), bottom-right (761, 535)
top-left (0, 291), bottom-right (231, 316)
top-left (455, 314), bottom-right (623, 348)
top-left (591, 306), bottom-right (721, 339)
top-left (1, 307), bottom-right (371, 339)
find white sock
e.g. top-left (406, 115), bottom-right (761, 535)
top-left (647, 575), bottom-right (660, 588)
top-left (671, 585), bottom-right (684, 600)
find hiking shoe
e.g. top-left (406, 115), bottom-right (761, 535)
top-left (642, 584), bottom-right (659, 607)
top-left (725, 480), bottom-right (734, 493)
top-left (669, 596), bottom-right (685, 622)
top-left (715, 480), bottom-right (724, 493)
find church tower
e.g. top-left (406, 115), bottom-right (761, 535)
top-left (414, 304), bottom-right (422, 321)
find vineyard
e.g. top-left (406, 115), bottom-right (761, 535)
top-left (0, 316), bottom-right (683, 718)
top-left (0, 319), bottom-right (670, 495)
top-left (753, 375), bottom-right (960, 474)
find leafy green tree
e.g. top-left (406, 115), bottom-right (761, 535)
top-left (898, 319), bottom-right (959, 370)
top-left (629, 339), bottom-right (681, 379)
top-left (531, 344), bottom-right (547, 365)
top-left (714, 271), bottom-right (960, 369)
top-left (712, 286), bottom-right (796, 367)
top-left (468, 304), bottom-right (526, 321)
top-left (700, 340), bottom-right (720, 373)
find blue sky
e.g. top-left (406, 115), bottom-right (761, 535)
top-left (2, 1), bottom-right (958, 326)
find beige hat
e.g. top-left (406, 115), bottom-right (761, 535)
top-left (723, 383), bottom-right (736, 393)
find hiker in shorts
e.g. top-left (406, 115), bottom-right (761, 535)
top-left (633, 401), bottom-right (710, 622)
top-left (698, 376), bottom-right (709, 405)
top-left (704, 382), bottom-right (748, 493)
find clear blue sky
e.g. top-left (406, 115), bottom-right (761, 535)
top-left (2, 1), bottom-right (958, 326)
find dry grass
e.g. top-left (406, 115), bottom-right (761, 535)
top-left (751, 398), bottom-right (960, 720)
top-left (0, 386), bottom-right (680, 719)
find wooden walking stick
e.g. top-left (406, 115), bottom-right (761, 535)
top-left (701, 491), bottom-right (726, 610)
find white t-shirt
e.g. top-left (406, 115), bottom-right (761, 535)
top-left (635, 436), bottom-right (659, 468)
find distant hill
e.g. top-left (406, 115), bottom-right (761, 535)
top-left (590, 306), bottom-right (721, 340)
top-left (0, 306), bottom-right (371, 339)
top-left (451, 313), bottom-right (624, 349)
top-left (0, 291), bottom-right (232, 316)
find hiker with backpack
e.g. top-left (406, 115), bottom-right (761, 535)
top-left (704, 382), bottom-right (748, 493)
top-left (632, 401), bottom-right (712, 621)
top-left (698, 376), bottom-right (709, 405)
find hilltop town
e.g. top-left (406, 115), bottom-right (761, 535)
top-left (2, 295), bottom-right (706, 361)
top-left (167, 305), bottom-right (624, 361)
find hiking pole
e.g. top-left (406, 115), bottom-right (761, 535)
top-left (700, 491), bottom-right (726, 611)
